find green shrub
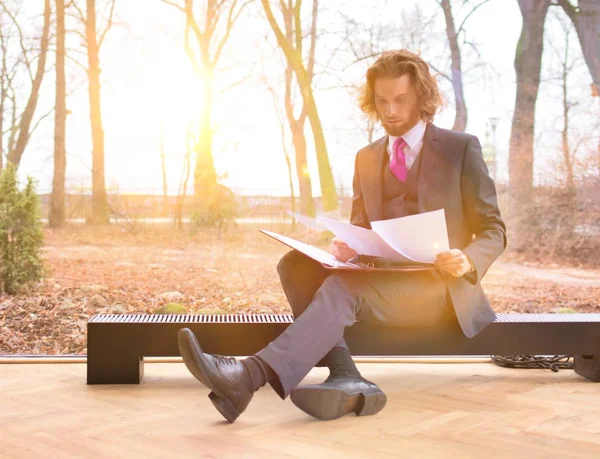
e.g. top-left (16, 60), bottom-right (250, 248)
top-left (0, 165), bottom-right (46, 295)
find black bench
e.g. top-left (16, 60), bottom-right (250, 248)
top-left (86, 313), bottom-right (600, 384)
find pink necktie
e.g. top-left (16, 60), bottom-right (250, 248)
top-left (390, 137), bottom-right (408, 182)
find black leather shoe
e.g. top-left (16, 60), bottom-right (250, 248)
top-left (290, 373), bottom-right (387, 421)
top-left (177, 328), bottom-right (253, 423)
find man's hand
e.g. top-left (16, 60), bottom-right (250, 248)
top-left (331, 237), bottom-right (358, 262)
top-left (434, 249), bottom-right (474, 278)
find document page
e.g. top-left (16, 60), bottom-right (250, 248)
top-left (317, 209), bottom-right (449, 264)
top-left (370, 209), bottom-right (449, 263)
top-left (316, 216), bottom-right (410, 261)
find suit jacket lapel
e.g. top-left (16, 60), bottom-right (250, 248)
top-left (417, 123), bottom-right (440, 213)
top-left (361, 135), bottom-right (387, 223)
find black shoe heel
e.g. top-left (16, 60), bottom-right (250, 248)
top-left (208, 391), bottom-right (241, 423)
top-left (356, 391), bottom-right (387, 416)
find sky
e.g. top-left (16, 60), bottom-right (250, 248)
top-left (6, 0), bottom-right (600, 197)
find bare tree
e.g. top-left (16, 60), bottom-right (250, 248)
top-left (0, 7), bottom-right (10, 170)
top-left (3, 0), bottom-right (52, 169)
top-left (557, 0), bottom-right (600, 167)
top-left (69, 0), bottom-right (116, 225)
top-left (260, 2), bottom-right (316, 217)
top-left (159, 124), bottom-right (168, 216)
top-left (435, 0), bottom-right (494, 132)
top-left (50, 0), bottom-right (67, 228)
top-left (557, 0), bottom-right (600, 93)
top-left (260, 0), bottom-right (339, 212)
top-left (508, 0), bottom-right (551, 240)
top-left (439, 0), bottom-right (467, 131)
top-left (264, 76), bottom-right (303, 222)
top-left (175, 125), bottom-right (194, 230)
top-left (86, 0), bottom-right (112, 225)
top-left (554, 17), bottom-right (578, 194)
top-left (161, 0), bottom-right (252, 219)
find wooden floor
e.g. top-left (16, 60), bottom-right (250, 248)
top-left (1, 361), bottom-right (599, 458)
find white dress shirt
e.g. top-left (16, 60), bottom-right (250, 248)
top-left (387, 119), bottom-right (427, 169)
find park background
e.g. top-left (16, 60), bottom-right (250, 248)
top-left (0, 0), bottom-right (599, 355)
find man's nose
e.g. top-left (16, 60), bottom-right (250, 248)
top-left (385, 102), bottom-right (398, 117)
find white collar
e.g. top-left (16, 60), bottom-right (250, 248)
top-left (388, 119), bottom-right (427, 150)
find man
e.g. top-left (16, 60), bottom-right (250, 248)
top-left (177, 49), bottom-right (507, 423)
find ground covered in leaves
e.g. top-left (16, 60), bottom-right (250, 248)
top-left (1, 226), bottom-right (599, 355)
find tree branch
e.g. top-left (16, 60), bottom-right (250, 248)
top-left (213, 0), bottom-right (253, 66)
top-left (159, 0), bottom-right (186, 13)
top-left (0, 2), bottom-right (34, 81)
top-left (98, 0), bottom-right (116, 49)
top-left (555, 0), bottom-right (578, 24)
top-left (456, 0), bottom-right (493, 37)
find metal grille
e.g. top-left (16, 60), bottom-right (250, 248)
top-left (88, 313), bottom-right (600, 324)
top-left (88, 313), bottom-right (295, 323)
top-left (494, 313), bottom-right (600, 323)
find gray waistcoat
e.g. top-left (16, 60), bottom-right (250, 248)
top-left (381, 148), bottom-right (424, 220)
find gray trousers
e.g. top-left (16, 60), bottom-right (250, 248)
top-left (257, 250), bottom-right (457, 398)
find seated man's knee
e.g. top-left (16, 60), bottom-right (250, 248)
top-left (277, 250), bottom-right (302, 278)
top-left (319, 274), bottom-right (362, 305)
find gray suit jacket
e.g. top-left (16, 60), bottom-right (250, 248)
top-left (350, 122), bottom-right (507, 338)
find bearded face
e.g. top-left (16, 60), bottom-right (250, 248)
top-left (373, 74), bottom-right (422, 137)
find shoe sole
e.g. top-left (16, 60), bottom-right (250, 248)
top-left (290, 386), bottom-right (387, 421)
top-left (177, 328), bottom-right (241, 423)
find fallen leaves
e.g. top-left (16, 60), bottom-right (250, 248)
top-left (0, 225), bottom-right (598, 355)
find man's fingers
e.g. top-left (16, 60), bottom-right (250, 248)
top-left (332, 238), bottom-right (348, 248)
top-left (435, 258), bottom-right (465, 266)
top-left (435, 259), bottom-right (465, 267)
top-left (435, 257), bottom-right (462, 265)
top-left (436, 249), bottom-right (462, 260)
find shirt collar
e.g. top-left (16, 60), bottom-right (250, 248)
top-left (388, 119), bottom-right (427, 151)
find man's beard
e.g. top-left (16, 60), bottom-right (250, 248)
top-left (381, 119), bottom-right (409, 137)
top-left (380, 113), bottom-right (422, 137)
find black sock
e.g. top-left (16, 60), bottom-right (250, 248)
top-left (322, 347), bottom-right (361, 378)
top-left (241, 355), bottom-right (276, 393)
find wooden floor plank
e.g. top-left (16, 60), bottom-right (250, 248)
top-left (1, 362), bottom-right (598, 458)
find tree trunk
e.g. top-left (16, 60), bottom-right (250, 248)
top-left (85, 0), bottom-right (109, 225)
top-left (160, 124), bottom-right (169, 217)
top-left (261, 0), bottom-right (338, 212)
top-left (194, 67), bottom-right (218, 204)
top-left (440, 0), bottom-right (467, 132)
top-left (176, 128), bottom-right (192, 231)
top-left (282, 32), bottom-right (314, 217)
top-left (291, 125), bottom-right (315, 217)
top-left (561, 50), bottom-right (575, 193)
top-left (508, 0), bottom-right (550, 240)
top-left (297, 67), bottom-right (338, 212)
top-left (6, 0), bottom-right (51, 168)
top-left (0, 17), bottom-right (7, 170)
top-left (558, 0), bottom-right (600, 169)
top-left (164, 0), bottom-right (251, 226)
top-left (560, 0), bottom-right (600, 90)
top-left (50, 0), bottom-right (67, 228)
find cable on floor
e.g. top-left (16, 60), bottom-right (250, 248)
top-left (491, 355), bottom-right (574, 372)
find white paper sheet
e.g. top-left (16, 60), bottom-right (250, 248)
top-left (316, 209), bottom-right (449, 264)
top-left (370, 209), bottom-right (449, 263)
top-left (316, 216), bottom-right (407, 261)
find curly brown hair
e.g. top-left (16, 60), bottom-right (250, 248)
top-left (358, 49), bottom-right (444, 123)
